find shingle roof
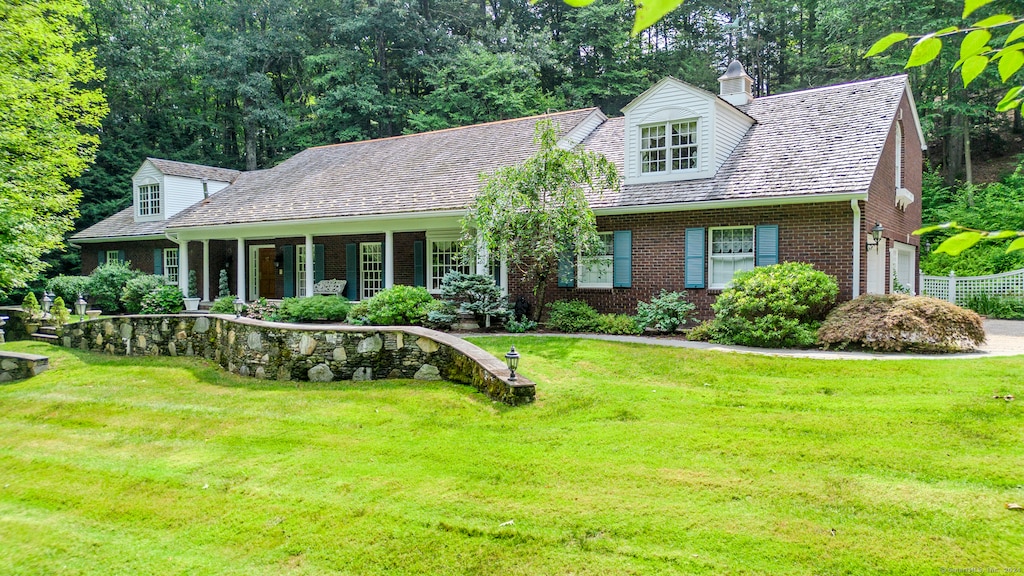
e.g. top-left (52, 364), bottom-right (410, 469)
top-left (72, 206), bottom-right (169, 241)
top-left (167, 110), bottom-right (599, 228)
top-left (585, 75), bottom-right (909, 210)
top-left (146, 158), bottom-right (241, 183)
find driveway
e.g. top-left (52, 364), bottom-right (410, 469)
top-left (981, 319), bottom-right (1024, 356)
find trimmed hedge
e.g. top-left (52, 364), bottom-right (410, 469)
top-left (818, 294), bottom-right (986, 353)
top-left (277, 295), bottom-right (349, 323)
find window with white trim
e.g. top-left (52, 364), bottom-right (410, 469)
top-left (640, 120), bottom-right (698, 174)
top-left (163, 248), bottom-right (179, 284)
top-left (709, 226), bottom-right (755, 289)
top-left (428, 234), bottom-right (470, 292)
top-left (296, 245), bottom-right (307, 297)
top-left (138, 184), bottom-right (161, 216)
top-left (361, 242), bottom-right (383, 299)
top-left (577, 232), bottom-right (614, 288)
top-left (106, 250), bottom-right (122, 264)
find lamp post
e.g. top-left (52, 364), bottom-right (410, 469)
top-left (75, 294), bottom-right (88, 322)
top-left (504, 345), bottom-right (520, 381)
top-left (866, 222), bottom-right (885, 250)
top-left (41, 292), bottom-right (53, 317)
top-left (233, 296), bottom-right (245, 318)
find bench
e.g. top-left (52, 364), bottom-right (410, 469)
top-left (312, 279), bottom-right (347, 296)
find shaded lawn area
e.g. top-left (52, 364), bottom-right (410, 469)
top-left (0, 338), bottom-right (1021, 575)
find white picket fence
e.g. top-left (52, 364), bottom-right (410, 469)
top-left (920, 268), bottom-right (1024, 305)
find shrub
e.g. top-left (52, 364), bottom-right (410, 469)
top-left (546, 300), bottom-right (601, 332)
top-left (218, 269), bottom-right (231, 297)
top-left (818, 294), bottom-right (986, 353)
top-left (964, 293), bottom-right (1024, 320)
top-left (686, 320), bottom-right (715, 342)
top-left (708, 262), bottom-right (839, 348)
top-left (140, 284), bottom-right (184, 314)
top-left (22, 292), bottom-right (41, 318)
top-left (187, 270), bottom-right (199, 299)
top-left (50, 297), bottom-right (71, 328)
top-left (596, 313), bottom-right (642, 335)
top-left (244, 297), bottom-right (280, 321)
top-left (121, 275), bottom-right (166, 314)
top-left (504, 316), bottom-right (538, 333)
top-left (424, 299), bottom-right (458, 331)
top-left (210, 295), bottom-right (238, 314)
top-left (352, 285), bottom-right (434, 326)
top-left (46, 275), bottom-right (90, 306)
top-left (88, 261), bottom-right (141, 313)
top-left (439, 272), bottom-right (509, 324)
top-left (277, 295), bottom-right (350, 323)
top-left (635, 290), bottom-right (696, 333)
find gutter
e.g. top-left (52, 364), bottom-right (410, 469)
top-left (593, 191), bottom-right (867, 216)
top-left (851, 199), bottom-right (861, 298)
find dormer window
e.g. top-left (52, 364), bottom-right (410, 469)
top-left (138, 183), bottom-right (161, 216)
top-left (640, 120), bottom-right (698, 174)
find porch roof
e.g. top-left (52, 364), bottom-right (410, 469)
top-left (72, 206), bottom-right (169, 241)
top-left (166, 109), bottom-right (598, 230)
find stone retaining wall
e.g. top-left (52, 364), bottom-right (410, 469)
top-left (0, 351), bottom-right (49, 383)
top-left (60, 315), bottom-right (535, 405)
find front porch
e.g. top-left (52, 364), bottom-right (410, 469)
top-left (169, 216), bottom-right (507, 304)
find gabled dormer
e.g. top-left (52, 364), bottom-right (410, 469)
top-left (132, 158), bottom-right (241, 223)
top-left (622, 63), bottom-right (756, 185)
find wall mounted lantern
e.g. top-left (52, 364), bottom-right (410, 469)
top-left (866, 222), bottom-right (885, 250)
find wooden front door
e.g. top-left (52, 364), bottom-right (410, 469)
top-left (258, 248), bottom-right (277, 298)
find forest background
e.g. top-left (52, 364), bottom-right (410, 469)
top-left (34, 0), bottom-right (1024, 285)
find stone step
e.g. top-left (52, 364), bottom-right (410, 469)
top-left (38, 326), bottom-right (57, 335)
top-left (30, 333), bottom-right (59, 344)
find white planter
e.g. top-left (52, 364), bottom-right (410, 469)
top-left (183, 298), bottom-right (202, 312)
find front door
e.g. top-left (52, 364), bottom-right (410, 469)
top-left (258, 248), bottom-right (277, 298)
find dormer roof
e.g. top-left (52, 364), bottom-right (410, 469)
top-left (142, 158), bottom-right (241, 183)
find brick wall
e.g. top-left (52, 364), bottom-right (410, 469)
top-left (80, 240), bottom-right (179, 277)
top-left (509, 201), bottom-right (857, 319)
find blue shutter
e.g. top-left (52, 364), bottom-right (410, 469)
top-left (612, 230), bottom-right (632, 288)
top-left (345, 243), bottom-right (358, 300)
top-left (413, 240), bottom-right (425, 287)
top-left (97, 250), bottom-right (106, 266)
top-left (684, 228), bottom-right (705, 289)
top-left (755, 225), bottom-right (779, 267)
top-left (117, 250), bottom-right (126, 264)
top-left (557, 251), bottom-right (575, 287)
top-left (153, 249), bottom-right (163, 275)
top-left (493, 259), bottom-right (501, 286)
top-left (282, 245), bottom-right (294, 297)
top-left (314, 244), bottom-right (325, 283)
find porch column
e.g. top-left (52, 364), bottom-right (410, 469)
top-left (177, 240), bottom-right (189, 297)
top-left (305, 234), bottom-right (314, 297)
top-left (201, 240), bottom-right (210, 302)
top-left (236, 237), bottom-right (246, 301)
top-left (384, 231), bottom-right (394, 289)
top-left (475, 234), bottom-right (488, 276)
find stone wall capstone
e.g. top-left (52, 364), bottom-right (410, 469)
top-left (0, 351), bottom-right (49, 383)
top-left (59, 315), bottom-right (535, 405)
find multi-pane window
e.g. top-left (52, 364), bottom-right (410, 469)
top-left (296, 245), bottom-right (307, 297)
top-left (640, 121), bottom-right (698, 174)
top-left (106, 250), bottom-right (121, 264)
top-left (709, 227), bottom-right (755, 289)
top-left (577, 233), bottom-right (614, 288)
top-left (429, 236), bottom-right (470, 291)
top-left (361, 242), bottom-right (383, 300)
top-left (163, 248), bottom-right (179, 285)
top-left (138, 184), bottom-right (161, 216)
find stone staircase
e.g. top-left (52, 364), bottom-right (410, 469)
top-left (29, 325), bottom-right (59, 345)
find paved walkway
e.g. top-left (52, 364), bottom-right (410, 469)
top-left (472, 319), bottom-right (1024, 360)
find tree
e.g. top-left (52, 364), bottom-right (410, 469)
top-left (867, 0), bottom-right (1024, 256)
top-left (463, 120), bottom-right (619, 321)
top-left (0, 0), bottom-right (107, 297)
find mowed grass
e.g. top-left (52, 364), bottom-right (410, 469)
top-left (0, 339), bottom-right (1021, 575)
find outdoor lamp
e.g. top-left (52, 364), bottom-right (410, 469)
top-left (505, 345), bottom-right (520, 381)
top-left (41, 292), bottom-right (53, 316)
top-left (233, 296), bottom-right (245, 317)
top-left (867, 222), bottom-right (884, 250)
top-left (75, 294), bottom-right (87, 322)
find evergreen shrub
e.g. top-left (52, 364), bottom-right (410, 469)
top-left (277, 296), bottom-right (349, 323)
top-left (88, 261), bottom-right (141, 313)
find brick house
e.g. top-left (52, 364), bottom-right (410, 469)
top-left (72, 62), bottom-right (924, 317)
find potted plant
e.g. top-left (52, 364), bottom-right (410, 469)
top-left (183, 270), bottom-right (202, 311)
top-left (22, 292), bottom-right (42, 334)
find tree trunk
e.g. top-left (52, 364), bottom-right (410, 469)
top-left (963, 115), bottom-right (973, 186)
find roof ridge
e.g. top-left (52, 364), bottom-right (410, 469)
top-left (752, 75), bottom-right (907, 102)
top-left (146, 157), bottom-right (241, 172)
top-left (306, 108), bottom-right (599, 151)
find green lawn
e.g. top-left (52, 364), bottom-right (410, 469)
top-left (0, 338), bottom-right (1021, 575)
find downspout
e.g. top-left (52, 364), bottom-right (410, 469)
top-left (850, 199), bottom-right (861, 298)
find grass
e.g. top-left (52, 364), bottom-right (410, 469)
top-left (0, 338), bottom-right (1022, 575)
